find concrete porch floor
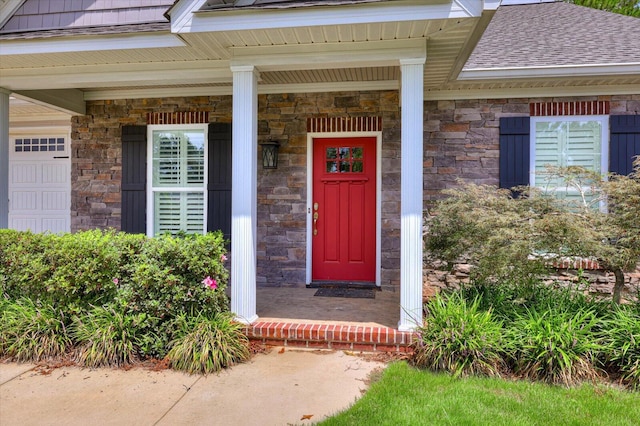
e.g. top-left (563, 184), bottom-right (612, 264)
top-left (256, 286), bottom-right (401, 329)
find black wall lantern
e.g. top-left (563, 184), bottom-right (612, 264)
top-left (261, 140), bottom-right (280, 169)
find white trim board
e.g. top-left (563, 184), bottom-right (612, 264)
top-left (425, 84), bottom-right (640, 101)
top-left (173, 0), bottom-right (483, 34)
top-left (83, 80), bottom-right (400, 101)
top-left (0, 33), bottom-right (186, 56)
top-left (306, 131), bottom-right (383, 287)
top-left (459, 63), bottom-right (640, 80)
top-left (146, 123), bottom-right (209, 238)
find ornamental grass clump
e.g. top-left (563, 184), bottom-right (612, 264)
top-left (412, 293), bottom-right (506, 377)
top-left (167, 312), bottom-right (250, 375)
top-left (507, 307), bottom-right (603, 387)
top-left (0, 298), bottom-right (72, 362)
top-left (72, 305), bottom-right (148, 367)
top-left (601, 306), bottom-right (640, 390)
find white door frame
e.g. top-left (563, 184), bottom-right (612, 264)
top-left (306, 131), bottom-right (382, 287)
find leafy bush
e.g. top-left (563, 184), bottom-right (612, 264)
top-left (167, 312), bottom-right (250, 374)
top-left (121, 232), bottom-right (229, 321)
top-left (72, 305), bottom-right (151, 367)
top-left (0, 230), bottom-right (146, 313)
top-left (425, 160), bottom-right (640, 304)
top-left (460, 278), bottom-right (611, 324)
top-left (0, 298), bottom-right (72, 362)
top-left (507, 307), bottom-right (603, 386)
top-left (117, 232), bottom-right (230, 357)
top-left (412, 293), bottom-right (506, 377)
top-left (601, 307), bottom-right (640, 390)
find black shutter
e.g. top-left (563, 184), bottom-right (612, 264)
top-left (207, 122), bottom-right (232, 240)
top-left (499, 117), bottom-right (530, 190)
top-left (610, 115), bottom-right (640, 176)
top-left (121, 125), bottom-right (147, 234)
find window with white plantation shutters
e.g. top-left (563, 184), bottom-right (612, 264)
top-left (149, 125), bottom-right (207, 236)
top-left (531, 116), bottom-right (608, 204)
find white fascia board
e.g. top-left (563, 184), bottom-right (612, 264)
top-left (482, 0), bottom-right (502, 10)
top-left (83, 80), bottom-right (399, 101)
top-left (500, 0), bottom-right (556, 5)
top-left (174, 0), bottom-right (480, 34)
top-left (230, 39), bottom-right (427, 71)
top-left (0, 60), bottom-right (231, 91)
top-left (425, 84), bottom-right (640, 101)
top-left (0, 0), bottom-right (26, 28)
top-left (13, 89), bottom-right (85, 115)
top-left (459, 63), bottom-right (640, 80)
top-left (0, 32), bottom-right (185, 56)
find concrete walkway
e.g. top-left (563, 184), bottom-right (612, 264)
top-left (0, 348), bottom-right (385, 426)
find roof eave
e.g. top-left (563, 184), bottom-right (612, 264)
top-left (170, 0), bottom-right (488, 34)
top-left (458, 63), bottom-right (640, 80)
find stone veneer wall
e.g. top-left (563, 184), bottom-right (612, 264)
top-left (422, 94), bottom-right (640, 204)
top-left (70, 93), bottom-right (638, 291)
top-left (256, 91), bottom-right (401, 289)
top-left (422, 94), bottom-right (640, 300)
top-left (70, 91), bottom-right (401, 290)
top-left (70, 96), bottom-right (233, 230)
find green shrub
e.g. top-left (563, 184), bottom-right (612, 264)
top-left (0, 298), bottom-right (72, 362)
top-left (412, 293), bottom-right (506, 377)
top-left (460, 278), bottom-right (610, 323)
top-left (72, 305), bottom-right (150, 367)
top-left (117, 232), bottom-right (229, 357)
top-left (0, 230), bottom-right (52, 301)
top-left (167, 312), bottom-right (250, 374)
top-left (601, 306), bottom-right (640, 390)
top-left (507, 307), bottom-right (603, 386)
top-left (0, 230), bottom-right (146, 313)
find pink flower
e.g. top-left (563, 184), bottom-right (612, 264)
top-left (202, 276), bottom-right (218, 290)
top-left (221, 254), bottom-right (228, 262)
top-left (112, 278), bottom-right (119, 285)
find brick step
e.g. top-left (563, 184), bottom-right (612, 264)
top-left (244, 320), bottom-right (416, 353)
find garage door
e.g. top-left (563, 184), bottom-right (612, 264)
top-left (9, 135), bottom-right (71, 233)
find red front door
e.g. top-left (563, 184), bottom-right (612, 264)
top-left (312, 137), bottom-right (376, 282)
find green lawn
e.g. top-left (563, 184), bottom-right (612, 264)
top-left (321, 362), bottom-right (640, 426)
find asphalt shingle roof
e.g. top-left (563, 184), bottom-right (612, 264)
top-left (465, 1), bottom-right (640, 70)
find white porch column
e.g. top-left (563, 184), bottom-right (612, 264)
top-left (230, 65), bottom-right (259, 323)
top-left (0, 88), bottom-right (9, 228)
top-left (398, 59), bottom-right (425, 331)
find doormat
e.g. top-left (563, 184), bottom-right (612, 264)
top-left (314, 288), bottom-right (375, 299)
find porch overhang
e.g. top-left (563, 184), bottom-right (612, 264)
top-left (169, 0), bottom-right (494, 34)
top-left (0, 0), bottom-right (502, 332)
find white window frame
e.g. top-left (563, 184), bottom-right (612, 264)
top-left (146, 124), bottom-right (208, 237)
top-left (530, 115), bottom-right (609, 204)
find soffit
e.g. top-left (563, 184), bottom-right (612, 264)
top-left (0, 17), bottom-right (477, 92)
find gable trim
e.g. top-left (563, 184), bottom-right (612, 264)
top-left (171, 0), bottom-right (484, 34)
top-left (0, 0), bottom-right (25, 29)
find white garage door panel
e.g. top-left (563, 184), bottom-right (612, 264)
top-left (9, 135), bottom-right (71, 234)
top-left (42, 163), bottom-right (68, 184)
top-left (9, 190), bottom-right (38, 210)
top-left (42, 191), bottom-right (68, 210)
top-left (10, 218), bottom-right (39, 232)
top-left (11, 163), bottom-right (38, 184)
